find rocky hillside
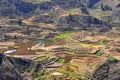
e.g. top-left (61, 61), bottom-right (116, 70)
top-left (91, 0), bottom-right (120, 23)
top-left (0, 53), bottom-right (59, 80)
top-left (0, 0), bottom-right (120, 80)
top-left (93, 60), bottom-right (120, 80)
top-left (1, 53), bottom-right (120, 80)
top-left (112, 3), bottom-right (120, 23)
top-left (94, 0), bottom-right (120, 9)
top-left (0, 0), bottom-right (119, 41)
top-left (0, 0), bottom-right (91, 16)
top-left (56, 14), bottom-right (111, 31)
top-left (0, 0), bottom-right (37, 16)
top-left (0, 56), bottom-right (26, 80)
top-left (0, 53), bottom-right (39, 80)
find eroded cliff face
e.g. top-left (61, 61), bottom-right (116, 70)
top-left (0, 0), bottom-right (104, 16)
top-left (57, 14), bottom-right (111, 31)
top-left (0, 0), bottom-right (112, 32)
top-left (92, 0), bottom-right (120, 23)
top-left (0, 54), bottom-right (27, 80)
top-left (92, 60), bottom-right (120, 80)
top-left (0, 0), bottom-right (37, 16)
top-left (112, 4), bottom-right (120, 23)
top-left (1, 53), bottom-right (120, 80)
top-left (0, 53), bottom-right (60, 80)
top-left (0, 54), bottom-right (43, 80)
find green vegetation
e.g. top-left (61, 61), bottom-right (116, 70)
top-left (67, 49), bottom-right (81, 54)
top-left (57, 58), bottom-right (65, 63)
top-left (34, 56), bottom-right (48, 62)
top-left (65, 8), bottom-right (80, 14)
top-left (97, 40), bottom-right (109, 45)
top-left (55, 31), bottom-right (73, 39)
top-left (95, 51), bottom-right (103, 56)
top-left (107, 56), bottom-right (117, 61)
top-left (102, 16), bottom-right (111, 22)
top-left (57, 68), bottom-right (89, 80)
top-left (57, 68), bottom-right (81, 77)
top-left (32, 72), bottom-right (40, 79)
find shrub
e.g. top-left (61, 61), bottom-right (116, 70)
top-left (107, 56), bottom-right (117, 61)
top-left (57, 58), bottom-right (65, 63)
top-left (95, 51), bottom-right (103, 56)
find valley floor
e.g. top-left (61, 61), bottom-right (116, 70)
top-left (0, 30), bottom-right (120, 80)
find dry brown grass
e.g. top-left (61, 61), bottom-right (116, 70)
top-left (44, 38), bottom-right (65, 47)
top-left (10, 41), bottom-right (39, 55)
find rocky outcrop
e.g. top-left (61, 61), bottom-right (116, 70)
top-left (0, 54), bottom-right (27, 80)
top-left (57, 14), bottom-right (111, 32)
top-left (32, 15), bottom-right (55, 24)
top-left (0, 0), bottom-right (87, 16)
top-left (92, 60), bottom-right (120, 80)
top-left (51, 0), bottom-right (101, 8)
top-left (0, 0), bottom-right (37, 16)
top-left (111, 4), bottom-right (120, 23)
top-left (0, 53), bottom-right (60, 80)
top-left (90, 0), bottom-right (120, 23)
top-left (94, 0), bottom-right (119, 9)
top-left (0, 53), bottom-right (43, 80)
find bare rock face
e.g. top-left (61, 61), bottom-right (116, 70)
top-left (51, 0), bottom-right (101, 8)
top-left (0, 0), bottom-right (37, 16)
top-left (0, 0), bottom-right (113, 32)
top-left (0, 53), bottom-right (59, 80)
top-left (0, 54), bottom-right (43, 80)
top-left (111, 4), bottom-right (120, 23)
top-left (92, 60), bottom-right (120, 80)
top-left (57, 14), bottom-right (111, 32)
top-left (0, 54), bottom-right (27, 80)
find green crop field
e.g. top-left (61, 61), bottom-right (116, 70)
top-left (55, 31), bottom-right (73, 39)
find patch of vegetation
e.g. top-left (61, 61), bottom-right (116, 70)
top-left (57, 58), bottom-right (65, 63)
top-left (95, 51), bottom-right (103, 56)
top-left (102, 16), bottom-right (111, 22)
top-left (57, 68), bottom-right (81, 77)
top-left (32, 72), bottom-right (40, 80)
top-left (107, 56), bottom-right (117, 61)
top-left (67, 49), bottom-right (81, 54)
top-left (55, 31), bottom-right (73, 39)
top-left (56, 68), bottom-right (89, 80)
top-left (34, 56), bottom-right (48, 62)
top-left (97, 40), bottom-right (109, 45)
top-left (65, 8), bottom-right (80, 14)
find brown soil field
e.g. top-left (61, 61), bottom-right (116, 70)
top-left (45, 38), bottom-right (65, 47)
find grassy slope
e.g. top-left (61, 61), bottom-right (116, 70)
top-left (55, 31), bottom-right (73, 39)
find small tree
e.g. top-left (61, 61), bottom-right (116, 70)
top-left (3, 34), bottom-right (7, 40)
top-left (14, 35), bottom-right (17, 41)
top-left (18, 19), bottom-right (23, 26)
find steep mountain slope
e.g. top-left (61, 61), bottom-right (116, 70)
top-left (0, 0), bottom-right (113, 32)
top-left (112, 3), bottom-right (120, 23)
top-left (0, 54), bottom-right (29, 80)
top-left (90, 0), bottom-right (120, 23)
top-left (0, 0), bottom-right (120, 41)
top-left (56, 14), bottom-right (111, 31)
top-left (0, 53), bottom-right (59, 80)
top-left (93, 60), bottom-right (120, 80)
top-left (0, 0), bottom-right (37, 16)
top-left (94, 0), bottom-right (119, 9)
